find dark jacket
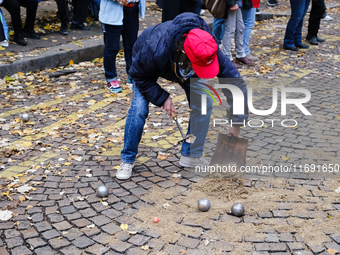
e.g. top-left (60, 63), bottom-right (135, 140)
top-left (129, 13), bottom-right (248, 124)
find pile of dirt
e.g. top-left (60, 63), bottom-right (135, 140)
top-left (131, 178), bottom-right (340, 248)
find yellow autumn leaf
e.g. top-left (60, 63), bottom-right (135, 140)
top-left (18, 196), bottom-right (26, 202)
top-left (282, 155), bottom-right (290, 161)
top-left (26, 205), bottom-right (33, 210)
top-left (157, 154), bottom-right (167, 160)
top-left (120, 224), bottom-right (128, 231)
top-left (327, 249), bottom-right (337, 255)
top-left (69, 60), bottom-right (74, 65)
top-left (114, 165), bottom-right (120, 170)
top-left (335, 115), bottom-right (340, 119)
top-left (88, 99), bottom-right (96, 104)
top-left (2, 191), bottom-right (9, 196)
top-left (141, 245), bottom-right (149, 251)
top-left (330, 105), bottom-right (335, 108)
top-left (0, 46), bottom-right (5, 51)
top-left (156, 112), bottom-right (162, 115)
top-left (14, 174), bottom-right (24, 178)
top-left (64, 162), bottom-right (71, 166)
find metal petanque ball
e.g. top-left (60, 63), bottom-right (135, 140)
top-left (231, 203), bottom-right (244, 217)
top-left (21, 113), bottom-right (30, 122)
top-left (198, 198), bottom-right (211, 212)
top-left (97, 185), bottom-right (109, 198)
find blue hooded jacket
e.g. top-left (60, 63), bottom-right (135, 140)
top-left (129, 12), bottom-right (248, 125)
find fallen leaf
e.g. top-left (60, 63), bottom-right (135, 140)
top-left (282, 155), bottom-right (290, 161)
top-left (120, 224), bottom-right (128, 231)
top-left (157, 154), bottom-right (167, 160)
top-left (0, 210), bottom-right (13, 221)
top-left (141, 245), bottom-right (149, 251)
top-left (86, 224), bottom-right (95, 229)
top-left (26, 205), bottom-right (33, 210)
top-left (18, 196), bottom-right (26, 202)
top-left (327, 248), bottom-right (337, 255)
top-left (16, 185), bottom-right (33, 193)
top-left (69, 60), bottom-right (74, 65)
top-left (179, 249), bottom-right (186, 255)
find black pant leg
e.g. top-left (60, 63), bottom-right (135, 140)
top-left (73, 0), bottom-right (90, 23)
top-left (307, 0), bottom-right (326, 38)
top-left (18, 0), bottom-right (38, 30)
top-left (1, 0), bottom-right (23, 35)
top-left (55, 0), bottom-right (70, 25)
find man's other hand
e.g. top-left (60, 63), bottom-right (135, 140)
top-left (228, 126), bottom-right (241, 137)
top-left (163, 96), bottom-right (175, 115)
top-left (230, 4), bottom-right (239, 10)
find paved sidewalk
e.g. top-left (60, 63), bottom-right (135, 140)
top-left (0, 5), bottom-right (340, 255)
top-left (1, 0), bottom-right (339, 78)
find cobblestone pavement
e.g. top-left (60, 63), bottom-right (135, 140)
top-left (0, 9), bottom-right (340, 255)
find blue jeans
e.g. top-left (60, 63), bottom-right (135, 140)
top-left (213, 18), bottom-right (225, 45)
top-left (241, 7), bottom-right (256, 55)
top-left (283, 0), bottom-right (310, 47)
top-left (102, 5), bottom-right (139, 83)
top-left (121, 79), bottom-right (213, 163)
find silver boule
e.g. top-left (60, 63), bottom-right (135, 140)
top-left (198, 198), bottom-right (211, 212)
top-left (97, 185), bottom-right (109, 197)
top-left (21, 113), bottom-right (30, 122)
top-left (231, 203), bottom-right (244, 217)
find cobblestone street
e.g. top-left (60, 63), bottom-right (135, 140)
top-left (0, 5), bottom-right (340, 255)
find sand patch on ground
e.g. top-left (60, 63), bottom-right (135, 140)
top-left (132, 178), bottom-right (340, 247)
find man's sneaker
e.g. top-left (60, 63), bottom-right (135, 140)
top-left (321, 14), bottom-right (333, 21)
top-left (60, 24), bottom-right (69, 35)
top-left (179, 155), bottom-right (209, 168)
top-left (267, 0), bottom-right (278, 6)
top-left (256, 8), bottom-right (261, 14)
top-left (107, 80), bottom-right (122, 93)
top-left (116, 163), bottom-right (134, 180)
top-left (126, 78), bottom-right (133, 87)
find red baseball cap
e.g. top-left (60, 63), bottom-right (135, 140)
top-left (184, 28), bottom-right (219, 79)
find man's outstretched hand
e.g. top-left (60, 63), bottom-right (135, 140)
top-left (163, 96), bottom-right (175, 115)
top-left (228, 126), bottom-right (241, 137)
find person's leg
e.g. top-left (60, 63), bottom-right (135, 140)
top-left (122, 5), bottom-right (139, 81)
top-left (234, 8), bottom-right (246, 59)
top-left (307, 0), bottom-right (325, 39)
top-left (121, 80), bottom-right (149, 163)
top-left (17, 0), bottom-right (38, 31)
top-left (1, 0), bottom-right (23, 36)
top-left (179, 79), bottom-right (213, 158)
top-left (55, 0), bottom-right (70, 26)
top-left (73, 0), bottom-right (90, 24)
top-left (103, 23), bottom-right (123, 84)
top-left (294, 0), bottom-right (311, 46)
top-left (181, 0), bottom-right (201, 15)
top-left (283, 0), bottom-right (304, 48)
top-left (213, 18), bottom-right (225, 45)
top-left (241, 7), bottom-right (256, 56)
top-left (222, 10), bottom-right (237, 61)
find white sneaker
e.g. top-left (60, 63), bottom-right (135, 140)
top-left (0, 41), bottom-right (9, 47)
top-left (321, 15), bottom-right (333, 21)
top-left (116, 162), bottom-right (134, 180)
top-left (179, 155), bottom-right (209, 168)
